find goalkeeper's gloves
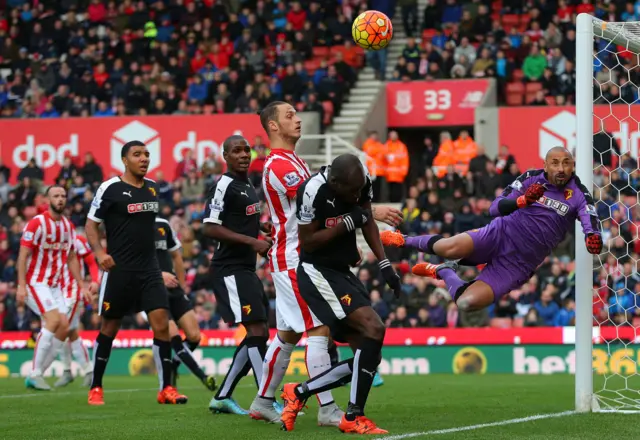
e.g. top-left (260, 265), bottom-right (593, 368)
top-left (379, 259), bottom-right (402, 298)
top-left (586, 233), bottom-right (603, 255)
top-left (343, 206), bottom-right (369, 232)
top-left (516, 183), bottom-right (545, 208)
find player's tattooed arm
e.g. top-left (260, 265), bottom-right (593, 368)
top-left (203, 223), bottom-right (270, 256)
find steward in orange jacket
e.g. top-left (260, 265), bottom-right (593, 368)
top-left (362, 131), bottom-right (386, 179)
top-left (384, 131), bottom-right (409, 184)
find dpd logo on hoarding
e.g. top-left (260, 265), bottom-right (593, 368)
top-left (538, 111), bottom-right (576, 159)
top-left (111, 121), bottom-right (161, 173)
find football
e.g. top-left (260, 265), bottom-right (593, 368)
top-left (351, 10), bottom-right (393, 51)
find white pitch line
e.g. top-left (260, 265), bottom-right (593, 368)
top-left (377, 411), bottom-right (577, 440)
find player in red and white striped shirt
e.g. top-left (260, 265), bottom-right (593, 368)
top-left (249, 102), bottom-right (342, 425)
top-left (54, 233), bottom-right (100, 388)
top-left (17, 185), bottom-right (86, 391)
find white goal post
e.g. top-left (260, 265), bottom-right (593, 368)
top-left (576, 13), bottom-right (640, 413)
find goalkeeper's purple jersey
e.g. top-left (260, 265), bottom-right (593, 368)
top-left (488, 169), bottom-right (601, 265)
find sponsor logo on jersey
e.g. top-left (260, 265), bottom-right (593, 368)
top-left (340, 294), bottom-right (351, 306)
top-left (242, 305), bottom-right (252, 315)
top-left (325, 215), bottom-right (345, 228)
top-left (537, 196), bottom-right (569, 216)
top-left (127, 201), bottom-right (159, 214)
top-left (42, 242), bottom-right (71, 250)
top-left (23, 231), bottom-right (34, 241)
top-left (564, 189), bottom-right (573, 200)
top-left (246, 202), bottom-right (260, 216)
top-left (155, 240), bottom-right (167, 250)
top-left (283, 171), bottom-right (301, 187)
top-left (586, 204), bottom-right (597, 216)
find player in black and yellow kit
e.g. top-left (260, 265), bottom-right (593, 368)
top-left (203, 135), bottom-right (272, 416)
top-left (152, 217), bottom-right (216, 391)
top-left (280, 154), bottom-right (402, 434)
top-left (85, 140), bottom-right (187, 406)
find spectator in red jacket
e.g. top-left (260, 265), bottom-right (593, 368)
top-left (287, 2), bottom-right (307, 31)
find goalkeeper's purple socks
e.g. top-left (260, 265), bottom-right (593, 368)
top-left (405, 234), bottom-right (441, 253)
top-left (438, 267), bottom-right (465, 295)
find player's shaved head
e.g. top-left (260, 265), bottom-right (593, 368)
top-left (544, 146), bottom-right (574, 187)
top-left (223, 135), bottom-right (248, 152)
top-left (329, 154), bottom-right (366, 204)
top-left (545, 146), bottom-right (572, 161)
top-left (330, 154), bottom-right (365, 183)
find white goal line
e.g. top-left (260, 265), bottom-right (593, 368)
top-left (377, 411), bottom-right (577, 440)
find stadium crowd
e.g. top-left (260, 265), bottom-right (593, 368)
top-left (0, 125), bottom-right (637, 335)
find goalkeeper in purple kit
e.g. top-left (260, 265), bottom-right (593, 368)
top-left (381, 147), bottom-right (603, 311)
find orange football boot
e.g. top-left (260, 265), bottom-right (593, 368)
top-left (338, 415), bottom-right (388, 434)
top-left (379, 230), bottom-right (405, 247)
top-left (412, 261), bottom-right (458, 279)
top-left (157, 386), bottom-right (188, 404)
top-left (88, 387), bottom-right (104, 406)
top-left (280, 383), bottom-right (307, 431)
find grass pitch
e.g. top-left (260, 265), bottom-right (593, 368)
top-left (0, 374), bottom-right (636, 439)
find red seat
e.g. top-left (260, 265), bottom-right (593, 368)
top-left (513, 317), bottom-right (524, 327)
top-left (422, 28), bottom-right (437, 41)
top-left (506, 82), bottom-right (524, 93)
top-left (322, 100), bottom-right (334, 125)
top-left (545, 96), bottom-right (556, 105)
top-left (520, 13), bottom-right (531, 24)
top-left (304, 59), bottom-right (320, 75)
top-left (506, 92), bottom-right (524, 106)
top-left (525, 82), bottom-right (542, 92)
top-left (502, 14), bottom-right (520, 26)
top-left (312, 46), bottom-right (329, 58)
top-left (633, 316), bottom-right (640, 328)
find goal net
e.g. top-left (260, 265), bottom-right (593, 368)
top-left (576, 14), bottom-right (640, 413)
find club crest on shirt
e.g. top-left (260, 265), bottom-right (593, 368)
top-left (283, 172), bottom-right (301, 187)
top-left (340, 294), bottom-right (352, 306)
top-left (564, 189), bottom-right (573, 200)
top-left (242, 305), bottom-right (252, 315)
top-left (210, 199), bottom-right (224, 212)
top-left (149, 187), bottom-right (157, 197)
top-left (158, 228), bottom-right (165, 236)
top-left (102, 301), bottom-right (111, 312)
top-left (246, 203), bottom-right (260, 216)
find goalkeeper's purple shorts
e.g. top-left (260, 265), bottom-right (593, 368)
top-left (464, 223), bottom-right (538, 301)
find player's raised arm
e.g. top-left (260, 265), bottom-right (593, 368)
top-left (489, 170), bottom-right (546, 217)
top-left (202, 181), bottom-right (270, 256)
top-left (575, 182), bottom-right (603, 254)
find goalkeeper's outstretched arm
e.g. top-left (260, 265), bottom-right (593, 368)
top-left (489, 170), bottom-right (545, 217)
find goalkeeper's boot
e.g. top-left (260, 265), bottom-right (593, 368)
top-left (54, 370), bottom-right (74, 388)
top-left (379, 230), bottom-right (405, 247)
top-left (88, 387), bottom-right (104, 405)
top-left (372, 372), bottom-right (384, 387)
top-left (249, 396), bottom-right (281, 423)
top-left (157, 386), bottom-right (188, 404)
top-left (317, 402), bottom-right (344, 427)
top-left (203, 375), bottom-right (217, 392)
top-left (279, 383), bottom-right (307, 431)
top-left (412, 260), bottom-right (459, 279)
top-left (338, 414), bottom-right (388, 434)
top-left (209, 397), bottom-right (249, 415)
top-left (25, 375), bottom-right (51, 391)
